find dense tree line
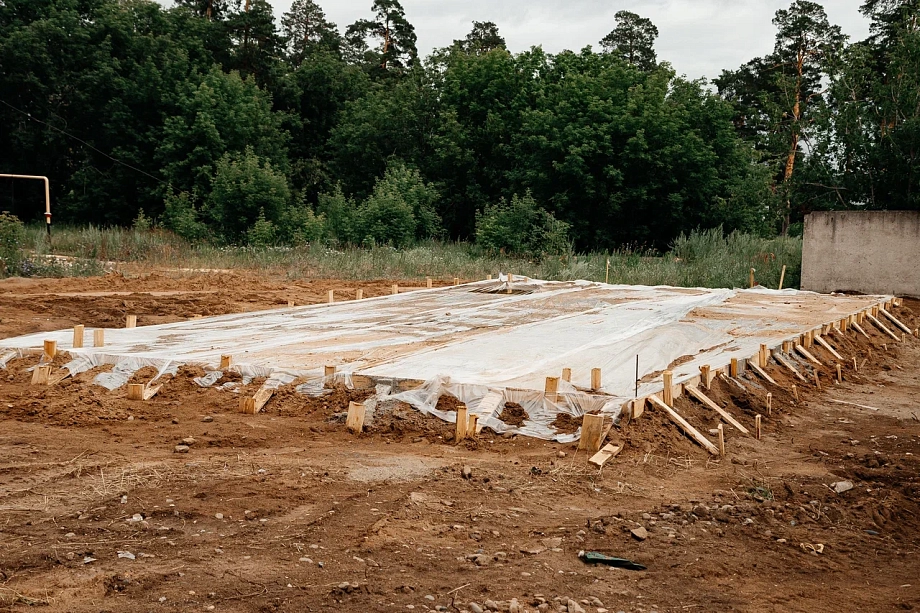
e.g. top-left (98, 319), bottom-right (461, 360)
top-left (0, 0), bottom-right (917, 253)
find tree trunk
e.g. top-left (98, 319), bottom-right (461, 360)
top-left (381, 17), bottom-right (390, 69)
top-left (781, 47), bottom-right (805, 235)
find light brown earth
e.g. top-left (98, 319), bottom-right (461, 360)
top-left (0, 272), bottom-right (918, 613)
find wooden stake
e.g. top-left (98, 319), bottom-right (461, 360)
top-left (759, 344), bottom-right (768, 368)
top-left (126, 315), bottom-right (137, 329)
top-left (391, 284), bottom-right (399, 295)
top-left (699, 365), bottom-right (711, 390)
top-left (730, 358), bottom-right (739, 378)
top-left (426, 277), bottom-right (433, 288)
top-left (324, 365), bottom-right (336, 382)
top-left (755, 414), bottom-right (762, 440)
top-left (545, 376), bottom-right (559, 402)
top-left (453, 277), bottom-right (460, 286)
top-left (468, 414), bottom-right (478, 437)
top-left (220, 355), bottom-right (232, 369)
top-left (836, 363), bottom-right (842, 384)
top-left (327, 290), bottom-right (334, 304)
top-left (346, 401), bottom-right (366, 434)
top-left (782, 340), bottom-right (793, 354)
top-left (631, 397), bottom-right (644, 419)
top-left (561, 367), bottom-right (572, 382)
top-left (774, 352), bottom-right (807, 382)
top-left (852, 321), bottom-right (871, 340)
top-left (648, 395), bottom-right (719, 455)
top-left (662, 371), bottom-right (674, 406)
top-left (577, 414), bottom-right (606, 454)
top-left (127, 384), bottom-right (144, 401)
top-left (778, 265), bottom-right (786, 290)
top-left (795, 344), bottom-right (822, 366)
top-left (455, 405), bottom-right (468, 441)
top-left (718, 423), bottom-right (725, 456)
top-left (685, 385), bottom-right (750, 435)
top-left (766, 392), bottom-right (773, 416)
top-left (867, 313), bottom-right (901, 341)
top-left (43, 339), bottom-right (57, 361)
top-left (73, 325), bottom-right (84, 349)
top-left (30, 364), bottom-right (51, 385)
top-left (288, 300), bottom-right (295, 307)
top-left (815, 336), bottom-right (843, 360)
top-left (356, 288), bottom-right (363, 300)
top-left (853, 356), bottom-right (858, 372)
top-left (749, 267), bottom-right (756, 288)
top-left (749, 362), bottom-right (777, 386)
top-left (93, 329), bottom-right (104, 348)
top-left (792, 384), bottom-right (799, 403)
top-left (591, 368), bottom-right (602, 392)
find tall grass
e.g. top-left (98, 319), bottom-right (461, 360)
top-left (19, 225), bottom-right (802, 289)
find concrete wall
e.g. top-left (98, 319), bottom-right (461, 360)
top-left (802, 210), bottom-right (920, 297)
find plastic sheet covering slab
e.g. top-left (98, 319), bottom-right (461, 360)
top-left (0, 278), bottom-right (890, 441)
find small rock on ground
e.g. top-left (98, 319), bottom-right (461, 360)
top-left (631, 526), bottom-right (648, 541)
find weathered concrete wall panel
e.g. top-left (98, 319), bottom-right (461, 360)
top-left (802, 211), bottom-right (920, 297)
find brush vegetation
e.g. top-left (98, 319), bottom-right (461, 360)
top-left (8, 223), bottom-right (801, 290)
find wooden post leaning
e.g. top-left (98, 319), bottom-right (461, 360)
top-left (648, 395), bottom-right (719, 455)
top-left (578, 414), bottom-right (606, 454)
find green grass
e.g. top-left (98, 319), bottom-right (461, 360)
top-left (18, 225), bottom-right (802, 289)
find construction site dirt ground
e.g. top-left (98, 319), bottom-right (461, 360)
top-left (0, 271), bottom-right (918, 613)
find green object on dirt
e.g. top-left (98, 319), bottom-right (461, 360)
top-left (578, 550), bottom-right (647, 571)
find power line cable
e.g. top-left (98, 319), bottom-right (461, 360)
top-left (0, 99), bottom-right (166, 184)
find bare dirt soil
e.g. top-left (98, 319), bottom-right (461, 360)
top-left (0, 272), bottom-right (918, 612)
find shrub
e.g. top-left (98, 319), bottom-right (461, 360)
top-left (317, 185), bottom-right (357, 243)
top-left (0, 212), bottom-right (26, 276)
top-left (318, 164), bottom-right (443, 248)
top-left (132, 209), bottom-right (153, 232)
top-left (246, 208), bottom-right (278, 246)
top-left (205, 147), bottom-right (291, 243)
top-left (162, 189), bottom-right (208, 241)
top-left (475, 192), bottom-right (571, 256)
top-left (353, 186), bottom-right (418, 247)
top-left (374, 163), bottom-right (442, 240)
top-left (278, 196), bottom-right (326, 245)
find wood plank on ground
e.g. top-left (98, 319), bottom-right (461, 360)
top-left (588, 443), bottom-right (623, 467)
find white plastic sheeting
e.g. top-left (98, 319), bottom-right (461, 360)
top-left (0, 278), bottom-right (889, 441)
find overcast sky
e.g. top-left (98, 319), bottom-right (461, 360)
top-left (193, 1), bottom-right (874, 79)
